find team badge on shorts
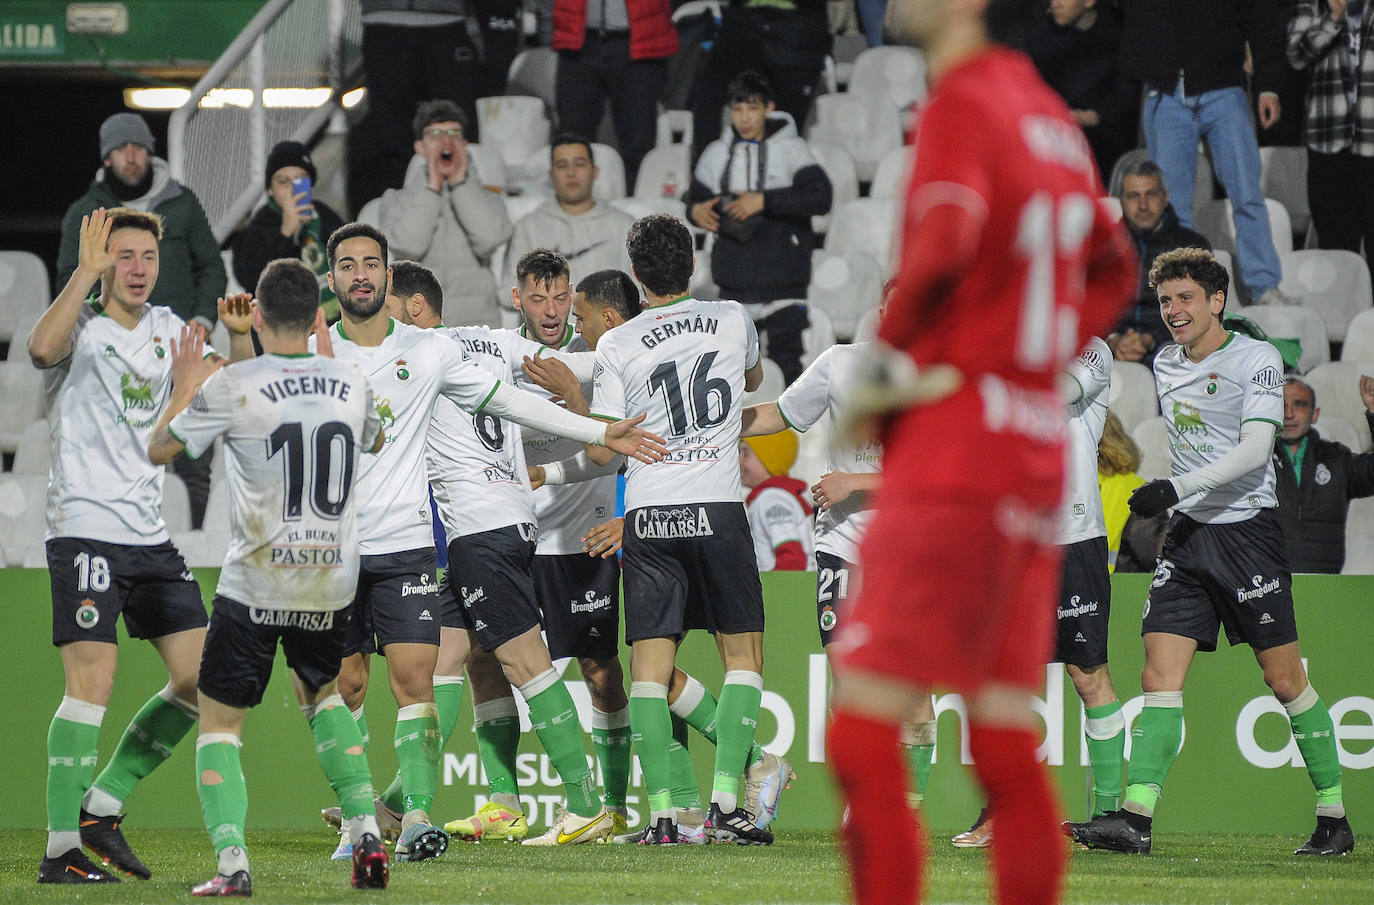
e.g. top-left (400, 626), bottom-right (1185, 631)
top-left (76, 600), bottom-right (99, 630)
top-left (820, 605), bottom-right (837, 633)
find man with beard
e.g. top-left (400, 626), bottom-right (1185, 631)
top-left (57, 112), bottom-right (227, 530)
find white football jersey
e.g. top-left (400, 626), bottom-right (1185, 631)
top-left (325, 319), bottom-right (500, 554)
top-left (746, 483), bottom-right (816, 571)
top-left (43, 302), bottom-right (214, 544)
top-left (592, 297), bottom-right (760, 510)
top-left (510, 326), bottom-right (618, 554)
top-left (170, 354), bottom-right (380, 611)
top-left (776, 344), bottom-right (881, 562)
top-left (1153, 332), bottom-right (1283, 524)
top-left (1057, 336), bottom-right (1111, 545)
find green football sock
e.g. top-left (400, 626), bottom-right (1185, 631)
top-left (670, 672), bottom-right (763, 765)
top-left (1084, 701), bottom-right (1126, 817)
top-left (901, 720), bottom-right (936, 809)
top-left (712, 671), bottom-right (763, 812)
top-left (311, 696), bottom-right (377, 825)
top-left (46, 697), bottom-right (104, 850)
top-left (1123, 693), bottom-right (1184, 816)
top-left (394, 703), bottom-right (441, 816)
top-left (473, 698), bottom-right (521, 797)
top-left (669, 713), bottom-right (702, 809)
top-left (630, 682), bottom-right (675, 819)
top-left (521, 670), bottom-right (598, 818)
top-left (196, 734), bottom-right (247, 857)
top-left (89, 687), bottom-right (197, 813)
top-left (381, 676), bottom-right (465, 813)
top-left (591, 707), bottom-right (632, 810)
top-left (1285, 685), bottom-right (1345, 816)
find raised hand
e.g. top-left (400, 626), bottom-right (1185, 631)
top-left (217, 293), bottom-right (255, 336)
top-left (312, 307), bottom-right (334, 357)
top-left (77, 208), bottom-right (117, 278)
top-left (523, 355), bottom-right (587, 413)
top-left (170, 323), bottom-right (223, 392)
top-left (602, 412), bottom-right (669, 464)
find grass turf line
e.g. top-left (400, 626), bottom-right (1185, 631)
top-left (0, 829), bottom-right (1367, 905)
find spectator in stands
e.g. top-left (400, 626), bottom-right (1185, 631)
top-left (364, 100), bottom-right (512, 327)
top-left (502, 134), bottom-right (635, 299)
top-left (1027, 0), bottom-right (1134, 178)
top-left (57, 112), bottom-right (226, 530)
top-left (686, 71), bottom-right (832, 385)
top-left (740, 430), bottom-right (814, 571)
top-left (689, 0), bottom-right (831, 167)
top-left (1274, 376), bottom-right (1374, 573)
top-left (1110, 159), bottom-right (1212, 363)
top-left (1288, 0), bottom-right (1374, 289)
top-left (1119, 0), bottom-right (1290, 306)
top-left (231, 140), bottom-right (344, 322)
top-left (552, 0), bottom-right (677, 192)
top-left (348, 0), bottom-right (518, 211)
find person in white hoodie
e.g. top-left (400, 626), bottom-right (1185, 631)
top-left (502, 134), bottom-right (636, 300)
top-left (365, 100), bottom-right (512, 328)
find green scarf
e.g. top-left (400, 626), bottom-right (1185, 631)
top-left (269, 199), bottom-right (338, 323)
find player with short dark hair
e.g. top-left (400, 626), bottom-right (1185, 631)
top-left (1068, 247), bottom-right (1354, 857)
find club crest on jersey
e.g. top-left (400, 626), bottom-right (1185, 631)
top-left (154, 336), bottom-right (165, 358)
top-left (75, 599), bottom-right (98, 630)
top-left (103, 344), bottom-right (117, 358)
top-left (1171, 401), bottom-right (1207, 435)
top-left (1205, 373), bottom-right (1219, 396)
top-left (633, 506), bottom-right (715, 539)
top-left (395, 360), bottom-right (409, 380)
top-left (376, 398), bottom-right (396, 428)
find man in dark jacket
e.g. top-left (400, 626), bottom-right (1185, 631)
top-left (1275, 377), bottom-right (1374, 573)
top-left (1110, 159), bottom-right (1211, 362)
top-left (685, 71), bottom-right (831, 384)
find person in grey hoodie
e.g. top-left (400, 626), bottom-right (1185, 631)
top-left (363, 100), bottom-right (512, 327)
top-left (502, 134), bottom-right (635, 320)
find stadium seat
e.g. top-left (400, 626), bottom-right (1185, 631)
top-left (0, 362), bottom-right (44, 453)
top-left (867, 145), bottom-right (914, 201)
top-left (854, 307), bottom-right (881, 341)
top-left (0, 250), bottom-right (49, 346)
top-left (655, 110), bottom-right (694, 149)
top-left (1341, 497), bottom-right (1374, 574)
top-left (1279, 249), bottom-right (1374, 343)
top-left (1341, 308), bottom-right (1374, 362)
top-left (806, 93), bottom-right (904, 183)
top-left (477, 95), bottom-right (551, 174)
top-left (11, 418), bottom-right (49, 475)
top-left (501, 193), bottom-right (544, 226)
top-left (742, 357), bottom-right (785, 407)
top-left (611, 197), bottom-right (688, 222)
top-left (1240, 304), bottom-right (1330, 374)
top-left (808, 144), bottom-right (859, 234)
top-left (0, 473), bottom-right (47, 566)
top-left (823, 197), bottom-right (900, 277)
top-left (1195, 198), bottom-right (1294, 266)
top-left (800, 304), bottom-right (837, 369)
top-left (1259, 146), bottom-right (1310, 237)
top-left (633, 143), bottom-right (691, 200)
top-left (515, 143), bottom-right (626, 201)
top-left (221, 249), bottom-right (245, 296)
top-left (807, 250), bottom-right (884, 341)
top-left (7, 310), bottom-right (40, 362)
top-left (848, 46), bottom-right (927, 118)
top-left (1130, 416), bottom-right (1172, 480)
top-left (1312, 414), bottom-right (1361, 453)
top-left (1107, 360), bottom-right (1159, 434)
top-left (1303, 360), bottom-right (1374, 451)
top-left (505, 47), bottom-right (558, 115)
top-left (1213, 248), bottom-right (1236, 291)
top-left (466, 143), bottom-right (506, 193)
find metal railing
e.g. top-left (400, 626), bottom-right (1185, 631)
top-left (168, 0), bottom-right (362, 242)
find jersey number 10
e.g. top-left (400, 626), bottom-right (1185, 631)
top-left (267, 421), bottom-right (356, 521)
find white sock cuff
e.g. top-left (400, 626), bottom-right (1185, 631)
top-left (308, 693), bottom-right (347, 721)
top-left (903, 719), bottom-right (937, 747)
top-left (434, 674), bottom-right (466, 687)
top-left (630, 681), bottom-right (669, 699)
top-left (56, 696), bottom-right (106, 727)
top-left (350, 704), bottom-right (366, 722)
top-left (723, 670), bottom-right (764, 691)
top-left (1143, 691), bottom-right (1183, 709)
top-left (592, 707), bottom-right (630, 730)
top-left (518, 667), bottom-right (561, 700)
top-left (669, 674), bottom-right (706, 717)
top-left (156, 684), bottom-right (199, 718)
top-left (196, 732), bottom-right (241, 750)
top-left (1085, 709), bottom-right (1127, 741)
top-left (473, 697), bottom-right (519, 723)
top-left (397, 702), bottom-right (439, 721)
top-left (1283, 683), bottom-right (1320, 718)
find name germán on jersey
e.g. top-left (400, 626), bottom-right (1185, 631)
top-left (639, 311), bottom-right (719, 349)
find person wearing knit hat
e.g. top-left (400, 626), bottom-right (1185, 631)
top-left (231, 139), bottom-right (344, 322)
top-left (740, 430), bottom-right (813, 571)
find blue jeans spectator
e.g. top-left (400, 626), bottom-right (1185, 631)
top-left (856, 0), bottom-right (885, 47)
top-left (1143, 83), bottom-right (1283, 301)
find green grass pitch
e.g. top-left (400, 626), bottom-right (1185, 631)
top-left (1, 828), bottom-right (1368, 904)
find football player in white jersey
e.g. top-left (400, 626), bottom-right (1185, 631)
top-left (148, 259), bottom-right (390, 895)
top-left (320, 224), bottom-right (664, 862)
top-left (28, 208), bottom-right (247, 884)
top-left (589, 214), bottom-right (774, 844)
top-left (1069, 248), bottom-right (1353, 856)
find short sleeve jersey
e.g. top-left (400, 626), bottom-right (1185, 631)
top-left (777, 343), bottom-right (881, 561)
top-left (746, 483), bottom-right (816, 571)
top-left (878, 47), bottom-right (1126, 509)
top-left (510, 326), bottom-right (619, 555)
top-left (325, 318), bottom-right (500, 554)
top-left (1153, 332), bottom-right (1283, 524)
top-left (168, 355), bottom-right (380, 611)
top-left (1057, 336), bottom-right (1112, 545)
top-left (591, 297), bottom-right (761, 510)
top-left (427, 325), bottom-right (545, 538)
top-left (43, 302), bottom-right (213, 545)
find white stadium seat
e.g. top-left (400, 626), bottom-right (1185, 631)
top-left (633, 143), bottom-right (691, 200)
top-left (1107, 360), bottom-right (1159, 434)
top-left (10, 418), bottom-right (49, 475)
top-left (171, 529), bottom-right (232, 569)
top-left (1340, 308), bottom-right (1374, 362)
top-left (848, 46), bottom-right (927, 116)
top-left (0, 250), bottom-right (49, 346)
top-left (1342, 497), bottom-right (1374, 574)
top-left (476, 95), bottom-right (551, 174)
top-left (0, 473), bottom-right (47, 566)
top-left (806, 93), bottom-right (904, 183)
top-left (505, 47), bottom-right (558, 115)
top-left (824, 198), bottom-right (900, 277)
top-left (1130, 416), bottom-right (1173, 480)
top-left (808, 144), bottom-right (859, 235)
top-left (1240, 304), bottom-right (1330, 374)
top-left (800, 304), bottom-right (837, 369)
top-left (1279, 249), bottom-right (1374, 343)
top-left (1303, 360), bottom-right (1374, 451)
top-left (868, 145), bottom-right (914, 201)
top-left (1195, 198), bottom-right (1294, 266)
top-left (0, 362), bottom-right (44, 453)
top-left (807, 250), bottom-right (884, 341)
top-left (1259, 146), bottom-right (1310, 237)
top-left (854, 307), bottom-right (881, 342)
top-left (7, 310), bottom-right (41, 362)
top-left (1311, 414), bottom-right (1361, 453)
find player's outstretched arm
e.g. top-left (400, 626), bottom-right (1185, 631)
top-left (149, 325), bottom-right (223, 463)
top-left (535, 450), bottom-right (625, 488)
top-left (481, 381), bottom-right (666, 462)
top-left (581, 517), bottom-right (624, 559)
top-left (812, 471), bottom-right (882, 512)
top-left (741, 402), bottom-right (786, 438)
top-left (602, 413), bottom-right (669, 464)
top-left (217, 293), bottom-right (256, 363)
top-left (30, 209), bottom-right (116, 367)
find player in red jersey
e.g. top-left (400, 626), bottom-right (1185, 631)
top-left (825, 1), bottom-right (1137, 904)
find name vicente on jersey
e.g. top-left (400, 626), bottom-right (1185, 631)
top-left (258, 375), bottom-right (354, 404)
